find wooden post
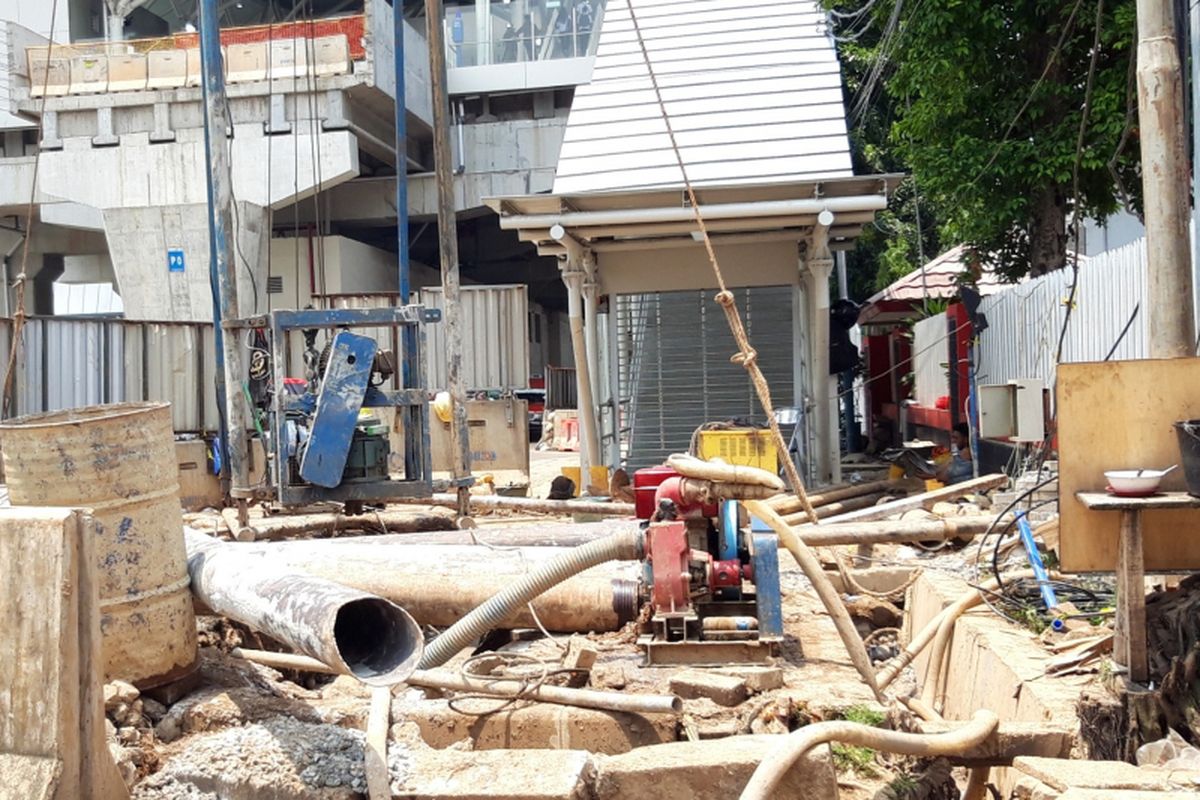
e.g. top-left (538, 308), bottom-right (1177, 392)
top-left (0, 509), bottom-right (129, 800)
top-left (425, 0), bottom-right (473, 517)
top-left (1136, 0), bottom-right (1196, 356)
top-left (1115, 509), bottom-right (1149, 683)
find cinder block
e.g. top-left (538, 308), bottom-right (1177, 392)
top-left (669, 671), bottom-right (748, 707)
top-left (269, 38), bottom-right (308, 81)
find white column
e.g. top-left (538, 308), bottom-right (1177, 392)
top-left (562, 265), bottom-right (601, 480)
top-left (806, 256), bottom-right (837, 484)
top-left (475, 0), bottom-right (491, 65)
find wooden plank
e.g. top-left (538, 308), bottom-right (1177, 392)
top-left (1058, 359), bottom-right (1200, 571)
top-left (365, 686), bottom-right (392, 800)
top-left (0, 509), bottom-right (129, 800)
top-left (1076, 492), bottom-right (1200, 511)
top-left (1114, 510), bottom-right (1148, 683)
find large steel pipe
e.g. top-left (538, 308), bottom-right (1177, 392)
top-left (235, 539), bottom-right (641, 633)
top-left (184, 530), bottom-right (423, 686)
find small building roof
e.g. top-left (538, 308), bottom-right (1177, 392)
top-left (858, 244), bottom-right (1088, 325)
top-left (553, 0), bottom-right (853, 194)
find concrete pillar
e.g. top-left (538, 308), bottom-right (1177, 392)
top-left (805, 256), bottom-right (837, 484)
top-left (102, 202), bottom-right (269, 322)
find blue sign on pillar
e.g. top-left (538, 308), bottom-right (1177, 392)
top-left (167, 248), bottom-right (186, 273)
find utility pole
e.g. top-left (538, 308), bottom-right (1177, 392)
top-left (425, 0), bottom-right (473, 517)
top-left (1136, 0), bottom-right (1196, 357)
top-left (198, 0), bottom-right (251, 517)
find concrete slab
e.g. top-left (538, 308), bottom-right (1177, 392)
top-left (1013, 756), bottom-right (1175, 792)
top-left (919, 721), bottom-right (1073, 764)
top-left (404, 701), bottom-right (676, 754)
top-left (592, 736), bottom-right (837, 800)
top-left (669, 671), bottom-right (748, 707)
top-left (394, 749), bottom-right (593, 800)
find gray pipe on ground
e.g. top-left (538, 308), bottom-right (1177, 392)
top-left (391, 493), bottom-right (634, 517)
top-left (184, 529), bottom-right (423, 686)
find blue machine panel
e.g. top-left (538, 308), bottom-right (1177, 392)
top-left (750, 531), bottom-right (784, 639)
top-left (299, 331), bottom-right (377, 488)
top-left (718, 500), bottom-right (739, 561)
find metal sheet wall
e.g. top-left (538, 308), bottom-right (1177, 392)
top-left (421, 285), bottom-right (530, 391)
top-left (912, 313), bottom-right (947, 407)
top-left (977, 238), bottom-right (1147, 391)
top-left (1, 317), bottom-right (214, 431)
top-left (617, 286), bottom-right (795, 470)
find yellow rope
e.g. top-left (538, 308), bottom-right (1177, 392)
top-left (625, 1), bottom-right (819, 524)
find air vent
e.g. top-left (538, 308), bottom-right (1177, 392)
top-left (267, 275), bottom-right (284, 294)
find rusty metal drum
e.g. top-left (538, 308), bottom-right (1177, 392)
top-left (0, 402), bottom-right (198, 687)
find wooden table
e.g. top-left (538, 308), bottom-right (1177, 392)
top-left (1076, 492), bottom-right (1200, 683)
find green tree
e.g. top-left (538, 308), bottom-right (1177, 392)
top-left (826, 0), bottom-right (1140, 282)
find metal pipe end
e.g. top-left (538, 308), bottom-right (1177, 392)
top-left (333, 598), bottom-right (424, 686)
top-left (611, 578), bottom-right (641, 626)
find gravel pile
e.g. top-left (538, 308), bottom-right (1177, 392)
top-left (133, 717), bottom-right (406, 799)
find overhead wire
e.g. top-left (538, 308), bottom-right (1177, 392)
top-left (3, 0), bottom-right (61, 418)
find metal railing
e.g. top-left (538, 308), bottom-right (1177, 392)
top-left (445, 1), bottom-right (603, 67)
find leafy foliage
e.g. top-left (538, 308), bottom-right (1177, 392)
top-left (826, 0), bottom-right (1140, 286)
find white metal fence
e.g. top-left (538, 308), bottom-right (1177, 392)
top-left (912, 313), bottom-right (947, 406)
top-left (976, 238), bottom-right (1147, 389)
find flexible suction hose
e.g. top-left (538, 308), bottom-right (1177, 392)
top-left (418, 529), bottom-right (644, 668)
top-left (739, 710), bottom-right (999, 800)
top-left (744, 500), bottom-right (883, 701)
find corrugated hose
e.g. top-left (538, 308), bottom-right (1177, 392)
top-left (418, 528), bottom-right (645, 669)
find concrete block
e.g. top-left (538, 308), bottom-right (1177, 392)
top-left (107, 54), bottom-right (147, 92)
top-left (69, 54), bottom-right (108, 94)
top-left (593, 736), bottom-right (837, 800)
top-left (394, 749), bottom-right (593, 799)
top-left (407, 701), bottom-right (676, 754)
top-left (313, 34), bottom-right (351, 76)
top-left (184, 48), bottom-right (203, 87)
top-left (670, 671), bottom-right (748, 707)
top-left (1013, 757), bottom-right (1175, 792)
top-left (714, 666), bottom-right (784, 693)
top-left (269, 38), bottom-right (309, 81)
top-left (28, 53), bottom-right (71, 97)
top-left (147, 50), bottom-right (187, 89)
top-left (227, 42), bottom-right (268, 83)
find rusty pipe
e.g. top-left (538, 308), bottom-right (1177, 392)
top-left (230, 648), bottom-right (682, 715)
top-left (184, 529), bottom-right (423, 686)
top-left (781, 492), bottom-right (884, 525)
top-left (235, 539), bottom-right (642, 632)
top-left (767, 479), bottom-right (900, 515)
top-left (390, 492), bottom-right (634, 517)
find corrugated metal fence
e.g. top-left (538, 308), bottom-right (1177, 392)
top-left (912, 313), bottom-right (947, 406)
top-left (4, 317), bottom-right (218, 431)
top-left (2, 285), bottom-right (532, 431)
top-left (977, 238), bottom-right (1147, 388)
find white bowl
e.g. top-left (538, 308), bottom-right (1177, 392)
top-left (1104, 470), bottom-right (1164, 495)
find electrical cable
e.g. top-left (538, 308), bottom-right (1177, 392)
top-left (1103, 302), bottom-right (1139, 361)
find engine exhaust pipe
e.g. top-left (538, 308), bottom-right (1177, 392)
top-left (184, 529), bottom-right (422, 686)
